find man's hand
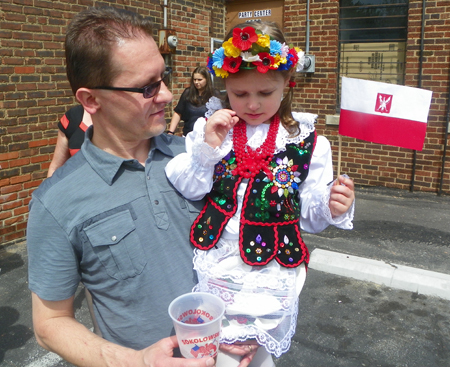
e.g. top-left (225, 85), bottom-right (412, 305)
top-left (204, 109), bottom-right (239, 149)
top-left (329, 175), bottom-right (355, 218)
top-left (139, 336), bottom-right (216, 367)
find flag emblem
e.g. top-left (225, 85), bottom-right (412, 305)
top-left (375, 93), bottom-right (393, 114)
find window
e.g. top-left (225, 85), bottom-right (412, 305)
top-left (338, 0), bottom-right (408, 105)
top-left (211, 37), bottom-right (226, 94)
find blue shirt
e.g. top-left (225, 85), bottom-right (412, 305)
top-left (27, 127), bottom-right (203, 349)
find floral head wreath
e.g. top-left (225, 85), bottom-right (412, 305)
top-left (207, 26), bottom-right (305, 78)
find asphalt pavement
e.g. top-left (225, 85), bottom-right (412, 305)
top-left (1, 186), bottom-right (450, 367)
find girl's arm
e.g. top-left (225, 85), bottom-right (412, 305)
top-left (298, 135), bottom-right (355, 233)
top-left (165, 115), bottom-right (234, 201)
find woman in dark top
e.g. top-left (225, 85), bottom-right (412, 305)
top-left (47, 105), bottom-right (92, 177)
top-left (168, 66), bottom-right (216, 136)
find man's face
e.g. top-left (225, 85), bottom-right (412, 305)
top-left (94, 34), bottom-right (172, 142)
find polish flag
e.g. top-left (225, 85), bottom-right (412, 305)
top-left (339, 77), bottom-right (433, 150)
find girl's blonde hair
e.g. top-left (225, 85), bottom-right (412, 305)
top-left (223, 21), bottom-right (299, 136)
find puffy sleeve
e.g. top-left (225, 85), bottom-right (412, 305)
top-left (165, 117), bottom-right (233, 201)
top-left (298, 135), bottom-right (354, 233)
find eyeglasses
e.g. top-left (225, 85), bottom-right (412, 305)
top-left (92, 67), bottom-right (172, 99)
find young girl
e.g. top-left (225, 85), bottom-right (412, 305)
top-left (166, 21), bottom-right (355, 367)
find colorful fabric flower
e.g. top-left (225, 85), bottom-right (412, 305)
top-left (212, 48), bottom-right (225, 69)
top-left (206, 27), bottom-right (304, 78)
top-left (269, 40), bottom-right (282, 56)
top-left (257, 34), bottom-right (270, 48)
top-left (223, 38), bottom-right (241, 58)
top-left (253, 52), bottom-right (275, 73)
top-left (271, 55), bottom-right (282, 69)
top-left (295, 49), bottom-right (306, 71)
top-left (280, 43), bottom-right (290, 58)
top-left (232, 27), bottom-right (258, 50)
top-left (207, 56), bottom-right (214, 73)
top-left (288, 48), bottom-right (299, 67)
top-left (222, 56), bottom-right (242, 73)
top-left (241, 51), bottom-right (261, 63)
top-left (213, 65), bottom-right (228, 78)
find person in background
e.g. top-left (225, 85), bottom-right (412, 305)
top-left (47, 105), bottom-right (92, 177)
top-left (167, 66), bottom-right (217, 136)
top-left (166, 21), bottom-right (355, 367)
top-left (27, 7), bottom-right (254, 367)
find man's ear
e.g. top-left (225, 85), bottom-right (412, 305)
top-left (76, 88), bottom-right (100, 116)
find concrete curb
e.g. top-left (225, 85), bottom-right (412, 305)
top-left (309, 249), bottom-right (450, 300)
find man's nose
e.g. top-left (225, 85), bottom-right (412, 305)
top-left (154, 82), bottom-right (172, 104)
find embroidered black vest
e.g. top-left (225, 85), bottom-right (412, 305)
top-left (190, 130), bottom-right (316, 268)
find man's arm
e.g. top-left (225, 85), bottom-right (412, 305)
top-left (31, 293), bottom-right (215, 367)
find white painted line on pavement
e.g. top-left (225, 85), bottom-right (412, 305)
top-left (24, 352), bottom-right (63, 367)
top-left (309, 248), bottom-right (450, 300)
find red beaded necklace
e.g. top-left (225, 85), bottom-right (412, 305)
top-left (232, 115), bottom-right (280, 180)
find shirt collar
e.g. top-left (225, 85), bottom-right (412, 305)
top-left (81, 126), bottom-right (177, 186)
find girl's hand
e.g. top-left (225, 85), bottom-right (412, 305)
top-left (219, 341), bottom-right (259, 367)
top-left (204, 109), bottom-right (240, 149)
top-left (329, 175), bottom-right (355, 218)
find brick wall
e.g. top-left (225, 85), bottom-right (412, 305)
top-left (284, 0), bottom-right (450, 193)
top-left (0, 0), bottom-right (449, 247)
top-left (0, 0), bottom-right (225, 246)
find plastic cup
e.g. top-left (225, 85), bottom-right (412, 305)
top-left (168, 292), bottom-right (225, 359)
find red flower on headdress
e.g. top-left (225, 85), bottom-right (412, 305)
top-left (288, 48), bottom-right (299, 67)
top-left (253, 52), bottom-right (275, 73)
top-left (222, 56), bottom-right (242, 73)
top-left (232, 27), bottom-right (258, 51)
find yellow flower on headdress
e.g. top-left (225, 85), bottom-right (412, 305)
top-left (223, 38), bottom-right (241, 58)
top-left (271, 55), bottom-right (282, 69)
top-left (257, 34), bottom-right (270, 48)
top-left (213, 66), bottom-right (229, 78)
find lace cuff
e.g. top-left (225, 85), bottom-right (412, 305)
top-left (191, 118), bottom-right (233, 167)
top-left (319, 182), bottom-right (354, 230)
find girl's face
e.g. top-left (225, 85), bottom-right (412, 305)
top-left (193, 73), bottom-right (207, 93)
top-left (226, 70), bottom-right (288, 126)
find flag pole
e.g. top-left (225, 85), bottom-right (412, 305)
top-left (337, 134), bottom-right (342, 179)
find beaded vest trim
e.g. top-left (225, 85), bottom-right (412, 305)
top-left (190, 130), bottom-right (317, 268)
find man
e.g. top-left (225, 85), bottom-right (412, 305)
top-left (27, 7), bottom-right (254, 367)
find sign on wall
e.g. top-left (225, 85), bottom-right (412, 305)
top-left (226, 0), bottom-right (284, 30)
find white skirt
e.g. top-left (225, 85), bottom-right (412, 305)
top-left (193, 238), bottom-right (307, 357)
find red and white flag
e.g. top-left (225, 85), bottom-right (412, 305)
top-left (339, 77), bottom-right (433, 150)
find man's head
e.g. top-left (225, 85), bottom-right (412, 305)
top-left (65, 7), bottom-right (154, 95)
top-left (66, 7), bottom-right (172, 146)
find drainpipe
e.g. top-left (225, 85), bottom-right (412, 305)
top-left (306, 0), bottom-right (311, 54)
top-left (438, 82), bottom-right (450, 196)
top-left (163, 0), bottom-right (168, 28)
top-left (162, 0), bottom-right (170, 65)
top-left (411, 0), bottom-right (426, 192)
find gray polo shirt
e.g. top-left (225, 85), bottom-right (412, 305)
top-left (27, 127), bottom-right (203, 349)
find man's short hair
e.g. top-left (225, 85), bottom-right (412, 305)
top-left (65, 7), bottom-right (154, 95)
